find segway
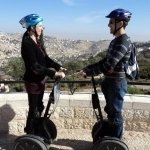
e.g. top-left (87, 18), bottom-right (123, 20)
top-left (91, 75), bottom-right (129, 150)
top-left (13, 80), bottom-right (60, 150)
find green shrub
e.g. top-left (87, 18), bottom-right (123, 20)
top-left (9, 83), bottom-right (24, 92)
top-left (127, 85), bottom-right (150, 94)
top-left (3, 57), bottom-right (25, 80)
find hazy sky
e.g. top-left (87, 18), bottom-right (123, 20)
top-left (0, 0), bottom-right (149, 42)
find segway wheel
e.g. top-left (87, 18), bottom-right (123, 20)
top-left (92, 120), bottom-right (113, 143)
top-left (92, 137), bottom-right (129, 150)
top-left (92, 121), bottom-right (105, 137)
top-left (34, 118), bottom-right (57, 144)
top-left (43, 119), bottom-right (57, 140)
top-left (13, 135), bottom-right (48, 150)
top-left (92, 121), bottom-right (103, 143)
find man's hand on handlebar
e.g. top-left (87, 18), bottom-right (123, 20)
top-left (59, 67), bottom-right (67, 72)
top-left (79, 70), bottom-right (87, 78)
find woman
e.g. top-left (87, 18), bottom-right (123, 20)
top-left (19, 14), bottom-right (66, 134)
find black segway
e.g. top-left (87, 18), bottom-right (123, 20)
top-left (91, 75), bottom-right (129, 150)
top-left (13, 80), bottom-right (60, 150)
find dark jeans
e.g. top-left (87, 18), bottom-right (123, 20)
top-left (24, 93), bottom-right (45, 134)
top-left (101, 77), bottom-right (127, 139)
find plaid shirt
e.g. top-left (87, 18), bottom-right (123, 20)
top-left (83, 34), bottom-right (132, 78)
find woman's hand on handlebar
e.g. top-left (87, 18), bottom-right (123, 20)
top-left (54, 71), bottom-right (65, 80)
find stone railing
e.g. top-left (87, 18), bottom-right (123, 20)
top-left (0, 92), bottom-right (150, 136)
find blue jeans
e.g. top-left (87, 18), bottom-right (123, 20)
top-left (101, 77), bottom-right (127, 139)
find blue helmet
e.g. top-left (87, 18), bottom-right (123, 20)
top-left (19, 14), bottom-right (43, 29)
top-left (106, 8), bottom-right (132, 22)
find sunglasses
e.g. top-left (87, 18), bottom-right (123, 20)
top-left (109, 20), bottom-right (114, 24)
top-left (109, 20), bottom-right (121, 25)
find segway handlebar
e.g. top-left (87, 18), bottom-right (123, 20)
top-left (91, 75), bottom-right (103, 121)
top-left (44, 79), bottom-right (60, 118)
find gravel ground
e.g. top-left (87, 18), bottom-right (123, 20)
top-left (0, 129), bottom-right (150, 150)
top-left (50, 129), bottom-right (150, 150)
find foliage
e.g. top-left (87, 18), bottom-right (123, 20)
top-left (2, 57), bottom-right (25, 80)
top-left (64, 51), bottom-right (105, 74)
top-left (127, 85), bottom-right (150, 94)
top-left (8, 83), bottom-right (24, 92)
top-left (127, 85), bottom-right (142, 94)
top-left (4, 49), bottom-right (150, 81)
top-left (138, 59), bottom-right (150, 79)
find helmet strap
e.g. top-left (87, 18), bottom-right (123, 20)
top-left (113, 20), bottom-right (124, 35)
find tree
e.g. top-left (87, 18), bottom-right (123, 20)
top-left (3, 57), bottom-right (25, 80)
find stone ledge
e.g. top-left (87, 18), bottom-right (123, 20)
top-left (0, 92), bottom-right (150, 135)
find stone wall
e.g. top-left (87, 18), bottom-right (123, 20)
top-left (0, 92), bottom-right (150, 135)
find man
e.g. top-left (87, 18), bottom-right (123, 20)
top-left (80, 8), bottom-right (132, 139)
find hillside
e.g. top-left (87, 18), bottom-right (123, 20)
top-left (0, 32), bottom-right (110, 66)
top-left (0, 32), bottom-right (150, 66)
top-left (0, 32), bottom-right (150, 81)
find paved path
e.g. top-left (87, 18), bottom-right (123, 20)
top-left (0, 129), bottom-right (150, 150)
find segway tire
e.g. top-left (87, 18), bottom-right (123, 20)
top-left (34, 118), bottom-right (57, 144)
top-left (13, 135), bottom-right (48, 150)
top-left (92, 121), bottom-right (103, 143)
top-left (92, 120), bottom-right (113, 143)
top-left (92, 137), bottom-right (129, 150)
